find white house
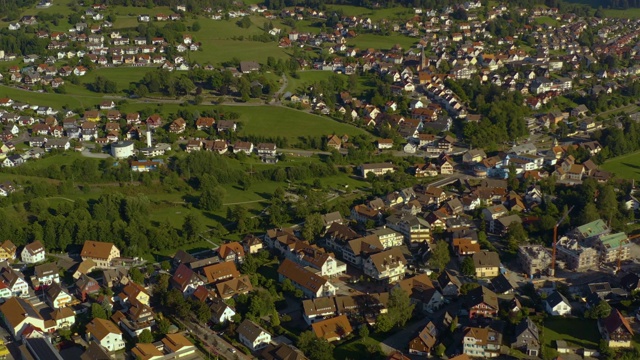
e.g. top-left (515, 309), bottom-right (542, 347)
top-left (33, 262), bottom-right (60, 287)
top-left (86, 318), bottom-right (126, 352)
top-left (210, 298), bottom-right (236, 324)
top-left (545, 291), bottom-right (571, 316)
top-left (0, 297), bottom-right (47, 338)
top-left (237, 319), bottom-right (272, 351)
top-left (0, 266), bottom-right (29, 297)
top-left (21, 241), bottom-right (45, 264)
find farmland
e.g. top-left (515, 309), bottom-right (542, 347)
top-left (542, 318), bottom-right (600, 358)
top-left (601, 149), bottom-right (640, 179)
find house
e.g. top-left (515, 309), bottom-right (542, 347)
top-left (363, 247), bottom-right (407, 284)
top-left (511, 318), bottom-right (540, 357)
top-left (438, 271), bottom-right (462, 296)
top-left (359, 163), bottom-right (395, 177)
top-left (81, 241), bottom-right (120, 268)
top-left (111, 300), bottom-right (154, 338)
top-left (171, 264), bottom-right (205, 296)
top-left (161, 333), bottom-right (196, 357)
top-left (233, 141), bottom-right (254, 155)
top-left (0, 297), bottom-right (46, 338)
top-left (21, 241), bottom-right (45, 264)
top-left (462, 324), bottom-right (502, 358)
top-left (277, 259), bottom-right (336, 298)
top-left (237, 319), bottom-right (272, 351)
top-left (311, 315), bottom-right (353, 342)
top-left (117, 282), bottom-right (150, 307)
top-left (242, 234), bottom-right (263, 254)
top-left (395, 274), bottom-right (445, 313)
top-left (467, 286), bottom-right (499, 320)
top-left (75, 274), bottom-right (100, 301)
top-left (326, 135), bottom-right (342, 150)
top-left (45, 283), bottom-right (72, 309)
top-left (239, 61), bottom-right (260, 73)
top-left (210, 298), bottom-right (236, 324)
top-left (218, 242), bottom-right (245, 264)
top-left (472, 251), bottom-right (500, 278)
top-left (409, 321), bottom-right (439, 356)
top-left (86, 318), bottom-right (125, 352)
top-left (169, 118), bottom-right (186, 134)
top-left (545, 291), bottom-right (571, 316)
top-left (259, 344), bottom-right (308, 360)
top-left (202, 262), bottom-right (240, 285)
top-left (215, 275), bottom-right (253, 299)
top-left (217, 120), bottom-right (236, 132)
top-left (0, 265), bottom-right (28, 298)
top-left (0, 241), bottom-right (17, 261)
top-left (598, 309), bottom-right (633, 348)
top-left (462, 149), bottom-right (486, 164)
top-left (518, 245), bottom-right (552, 278)
top-left (33, 262), bottom-right (60, 288)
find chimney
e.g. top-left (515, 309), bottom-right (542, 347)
top-left (146, 129), bottom-right (152, 148)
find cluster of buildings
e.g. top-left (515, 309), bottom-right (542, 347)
top-left (0, 239), bottom-right (200, 359)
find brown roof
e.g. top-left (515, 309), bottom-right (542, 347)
top-left (472, 251), bottom-right (500, 269)
top-left (161, 333), bottom-right (194, 353)
top-left (24, 241), bottom-right (44, 256)
top-left (81, 240), bottom-right (117, 260)
top-left (215, 275), bottom-right (253, 298)
top-left (86, 318), bottom-right (122, 340)
top-left (601, 308), bottom-right (633, 336)
top-left (218, 242), bottom-right (245, 259)
top-left (368, 247), bottom-right (406, 273)
top-left (202, 262), bottom-right (240, 284)
top-left (348, 235), bottom-right (384, 255)
top-left (0, 297), bottom-right (43, 328)
top-left (132, 343), bottom-right (163, 360)
top-left (277, 259), bottom-right (327, 293)
top-left (311, 315), bottom-right (353, 340)
top-left (237, 319), bottom-right (270, 343)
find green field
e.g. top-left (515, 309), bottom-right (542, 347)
top-left (189, 39), bottom-right (290, 65)
top-left (534, 16), bottom-right (559, 25)
top-left (80, 67), bottom-right (157, 90)
top-left (333, 337), bottom-right (382, 359)
top-left (542, 318), bottom-right (600, 355)
top-left (220, 105), bottom-right (369, 141)
top-left (347, 33), bottom-right (418, 51)
top-left (0, 84), bottom-right (104, 109)
top-left (325, 5), bottom-right (412, 21)
top-left (604, 8), bottom-right (640, 18)
top-left (601, 149), bottom-right (640, 179)
top-left (286, 71), bottom-right (335, 93)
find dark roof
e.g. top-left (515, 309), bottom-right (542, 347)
top-left (466, 286), bottom-right (498, 310)
top-left (490, 273), bottom-right (516, 294)
top-left (545, 291), bottom-right (570, 308)
top-left (600, 308), bottom-right (633, 336)
top-left (621, 273), bottom-right (640, 292)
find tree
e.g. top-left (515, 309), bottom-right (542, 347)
top-left (156, 317), bottom-right (171, 335)
top-left (585, 300), bottom-right (612, 319)
top-left (91, 303), bottom-right (107, 319)
top-left (199, 184), bottom-right (226, 211)
top-left (387, 287), bottom-right (415, 328)
top-left (302, 213), bottom-right (323, 241)
top-left (461, 256), bottom-right (476, 277)
top-left (578, 202), bottom-right (599, 225)
top-left (192, 21), bottom-right (201, 31)
top-left (297, 331), bottom-right (335, 360)
top-left (429, 240), bottom-right (450, 271)
top-left (130, 267), bottom-right (145, 284)
top-left (182, 213), bottom-right (205, 241)
top-left (138, 329), bottom-right (154, 343)
top-left (435, 343), bottom-right (446, 357)
top-left (359, 325), bottom-right (370, 339)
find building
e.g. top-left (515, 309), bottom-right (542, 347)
top-left (237, 319), bottom-right (272, 351)
top-left (359, 163), bottom-right (395, 177)
top-left (472, 251), bottom-right (500, 278)
top-left (161, 333), bottom-right (196, 357)
top-left (591, 232), bottom-right (631, 264)
top-left (467, 286), bottom-right (499, 320)
top-left (545, 291), bottom-right (571, 316)
top-left (33, 262), bottom-right (60, 288)
top-left (86, 318), bottom-right (125, 352)
top-left (556, 237), bottom-right (599, 271)
top-left (0, 241), bottom-right (16, 261)
top-left (210, 298), bottom-right (236, 324)
top-left (385, 214), bottom-right (431, 248)
top-left (598, 309), bottom-right (633, 348)
top-left (215, 275), bottom-right (253, 299)
top-left (202, 262), bottom-right (240, 284)
top-left (409, 321), bottom-right (438, 356)
top-left (80, 241), bottom-right (121, 268)
top-left (395, 274), bottom-right (444, 313)
top-left (0, 297), bottom-right (46, 338)
top-left (277, 259), bottom-right (336, 298)
top-left (462, 324), bottom-right (502, 358)
top-left (511, 318), bottom-right (540, 357)
top-left (260, 344), bottom-right (308, 360)
top-left (110, 141), bottom-right (135, 158)
top-left (218, 242), bottom-right (245, 264)
top-left (311, 315), bottom-right (353, 342)
top-left (302, 297), bottom-right (337, 325)
top-left (518, 245), bottom-right (552, 277)
top-left (363, 247), bottom-right (407, 284)
top-left (45, 283), bottom-right (72, 309)
top-left (171, 264), bottom-right (205, 296)
top-left (21, 241), bottom-right (45, 264)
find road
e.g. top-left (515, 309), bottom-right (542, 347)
top-left (178, 318), bottom-right (250, 360)
top-left (428, 173), bottom-right (472, 188)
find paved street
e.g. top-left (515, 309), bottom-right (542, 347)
top-left (179, 318), bottom-right (250, 360)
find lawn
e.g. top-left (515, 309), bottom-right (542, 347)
top-left (534, 16), bottom-right (559, 26)
top-left (601, 149), bottom-right (640, 179)
top-left (218, 105), bottom-right (369, 142)
top-left (325, 5), bottom-right (412, 21)
top-left (79, 67), bottom-right (157, 91)
top-left (333, 337), bottom-right (381, 359)
top-left (604, 8), bottom-right (640, 18)
top-left (542, 318), bottom-right (600, 353)
top-left (286, 71), bottom-right (336, 93)
top-left (0, 84), bottom-right (104, 109)
top-left (189, 39), bottom-right (290, 65)
top-left (348, 33), bottom-right (418, 51)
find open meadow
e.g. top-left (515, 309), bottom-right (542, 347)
top-left (601, 149), bottom-right (640, 179)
